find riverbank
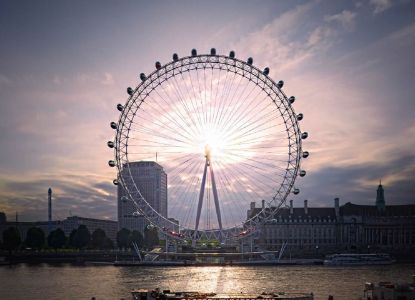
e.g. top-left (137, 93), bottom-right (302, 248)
top-left (2, 251), bottom-right (414, 266)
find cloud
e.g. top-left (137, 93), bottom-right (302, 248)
top-left (324, 10), bottom-right (357, 31)
top-left (1, 1), bottom-right (414, 226)
top-left (230, 2), bottom-right (316, 71)
top-left (307, 26), bottom-right (336, 48)
top-left (0, 172), bottom-right (116, 222)
top-left (0, 74), bottom-right (12, 86)
top-left (101, 72), bottom-right (115, 85)
top-left (301, 154), bottom-right (415, 207)
top-left (370, 0), bottom-right (393, 14)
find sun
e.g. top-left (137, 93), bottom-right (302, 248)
top-left (203, 130), bottom-right (226, 157)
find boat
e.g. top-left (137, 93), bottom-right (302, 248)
top-left (323, 253), bottom-right (394, 266)
top-left (131, 289), bottom-right (314, 300)
top-left (360, 276), bottom-right (415, 300)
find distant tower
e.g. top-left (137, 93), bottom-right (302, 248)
top-left (48, 188), bottom-right (52, 231)
top-left (376, 180), bottom-right (385, 212)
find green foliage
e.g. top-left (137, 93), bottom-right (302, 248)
top-left (47, 228), bottom-right (66, 250)
top-left (68, 229), bottom-right (77, 248)
top-left (2, 227), bottom-right (21, 252)
top-left (25, 227), bottom-right (45, 249)
top-left (103, 237), bottom-right (114, 249)
top-left (68, 225), bottom-right (91, 249)
top-left (91, 228), bottom-right (107, 249)
top-left (0, 211), bottom-right (6, 223)
top-left (144, 227), bottom-right (159, 250)
top-left (130, 230), bottom-right (144, 248)
top-left (72, 225), bottom-right (91, 249)
top-left (116, 228), bottom-right (131, 249)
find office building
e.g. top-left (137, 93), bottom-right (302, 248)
top-left (118, 161), bottom-right (167, 234)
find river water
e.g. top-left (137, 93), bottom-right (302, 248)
top-left (0, 263), bottom-right (414, 300)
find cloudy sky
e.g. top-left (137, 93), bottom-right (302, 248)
top-left (0, 0), bottom-right (414, 222)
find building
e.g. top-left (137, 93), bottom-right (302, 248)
top-left (118, 161), bottom-right (167, 234)
top-left (248, 183), bottom-right (415, 257)
top-left (62, 216), bottom-right (118, 242)
top-left (0, 215), bottom-right (118, 243)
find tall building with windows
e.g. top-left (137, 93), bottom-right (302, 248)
top-left (118, 161), bottom-right (167, 234)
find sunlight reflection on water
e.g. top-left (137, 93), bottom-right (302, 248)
top-left (0, 264), bottom-right (414, 300)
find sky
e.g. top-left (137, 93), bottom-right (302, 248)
top-left (0, 0), bottom-right (414, 222)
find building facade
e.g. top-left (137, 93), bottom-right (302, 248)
top-left (118, 161), bottom-right (168, 234)
top-left (0, 215), bottom-right (118, 243)
top-left (62, 216), bottom-right (118, 242)
top-left (248, 183), bottom-right (415, 257)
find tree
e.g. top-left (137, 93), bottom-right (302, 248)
top-left (91, 228), bottom-right (107, 249)
top-left (144, 227), bottom-right (159, 250)
top-left (0, 211), bottom-right (6, 223)
top-left (130, 230), bottom-right (144, 248)
top-left (72, 225), bottom-right (90, 249)
top-left (3, 227), bottom-right (21, 253)
top-left (47, 228), bottom-right (66, 250)
top-left (103, 237), bottom-right (114, 249)
top-left (25, 227), bottom-right (45, 249)
top-left (116, 228), bottom-right (131, 250)
top-left (69, 229), bottom-right (77, 248)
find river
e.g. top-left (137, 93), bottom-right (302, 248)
top-left (0, 263), bottom-right (414, 300)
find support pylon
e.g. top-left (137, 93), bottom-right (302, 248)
top-left (192, 145), bottom-right (223, 247)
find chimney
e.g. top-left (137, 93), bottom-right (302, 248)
top-left (304, 200), bottom-right (308, 215)
top-left (48, 188), bottom-right (52, 222)
top-left (334, 198), bottom-right (340, 218)
top-left (290, 200), bottom-right (293, 215)
top-left (250, 202), bottom-right (256, 210)
top-left (48, 188), bottom-right (52, 232)
top-left (261, 199), bottom-right (265, 209)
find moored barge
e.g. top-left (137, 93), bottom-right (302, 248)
top-left (132, 289), bottom-right (313, 300)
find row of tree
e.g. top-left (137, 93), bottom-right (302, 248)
top-left (1, 225), bottom-right (159, 253)
top-left (116, 227), bottom-right (159, 250)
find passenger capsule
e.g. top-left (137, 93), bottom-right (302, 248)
top-left (140, 73), bottom-right (146, 81)
top-left (110, 122), bottom-right (117, 130)
top-left (247, 57), bottom-right (253, 65)
top-left (107, 141), bottom-right (114, 148)
top-left (173, 53), bottom-right (179, 62)
top-left (301, 132), bottom-right (308, 140)
top-left (293, 188), bottom-right (300, 195)
top-left (117, 104), bottom-right (123, 112)
top-left (229, 51), bottom-right (235, 58)
top-left (277, 80), bottom-right (284, 89)
top-left (297, 113), bottom-right (303, 121)
top-left (108, 160), bottom-right (116, 167)
top-left (299, 170), bottom-right (306, 177)
top-left (127, 87), bottom-right (134, 96)
top-left (210, 48), bottom-right (216, 55)
top-left (289, 96), bottom-right (295, 104)
top-left (263, 67), bottom-right (270, 75)
top-left (302, 151), bottom-right (310, 158)
top-left (191, 49), bottom-right (197, 56)
top-left (113, 179), bottom-right (119, 185)
top-left (155, 61), bottom-right (161, 70)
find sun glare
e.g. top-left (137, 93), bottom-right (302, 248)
top-left (203, 130), bottom-right (226, 157)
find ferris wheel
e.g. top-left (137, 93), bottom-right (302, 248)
top-left (107, 48), bottom-right (309, 243)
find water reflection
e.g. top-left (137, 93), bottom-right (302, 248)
top-left (0, 264), bottom-right (414, 300)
